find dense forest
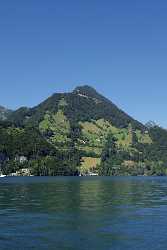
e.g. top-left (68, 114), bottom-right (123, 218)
top-left (0, 85), bottom-right (167, 176)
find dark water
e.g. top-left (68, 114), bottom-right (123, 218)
top-left (0, 177), bottom-right (167, 250)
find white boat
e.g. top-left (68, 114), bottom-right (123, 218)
top-left (0, 175), bottom-right (6, 177)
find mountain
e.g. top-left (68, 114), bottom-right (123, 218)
top-left (0, 106), bottom-right (12, 121)
top-left (8, 85), bottom-right (145, 130)
top-left (1, 85), bottom-right (167, 176)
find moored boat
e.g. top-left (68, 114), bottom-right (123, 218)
top-left (0, 175), bottom-right (6, 177)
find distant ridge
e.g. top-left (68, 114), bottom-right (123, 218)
top-left (0, 106), bottom-right (12, 121)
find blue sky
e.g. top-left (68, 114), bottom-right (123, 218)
top-left (0, 0), bottom-right (167, 127)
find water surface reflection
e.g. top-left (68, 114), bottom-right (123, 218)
top-left (0, 177), bottom-right (167, 249)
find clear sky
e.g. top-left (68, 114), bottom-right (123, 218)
top-left (0, 0), bottom-right (167, 127)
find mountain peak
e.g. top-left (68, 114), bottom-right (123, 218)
top-left (73, 85), bottom-right (98, 95)
top-left (73, 85), bottom-right (104, 101)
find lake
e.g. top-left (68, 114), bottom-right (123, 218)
top-left (0, 176), bottom-right (167, 250)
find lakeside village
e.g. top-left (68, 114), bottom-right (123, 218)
top-left (0, 154), bottom-right (32, 177)
top-left (0, 153), bottom-right (98, 177)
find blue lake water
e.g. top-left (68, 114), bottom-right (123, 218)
top-left (0, 176), bottom-right (167, 250)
